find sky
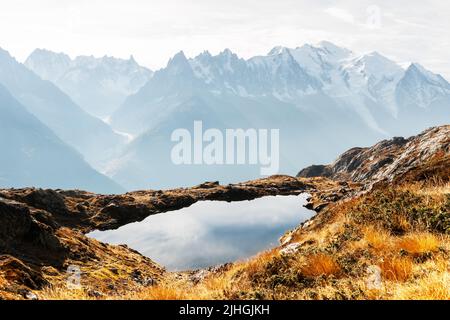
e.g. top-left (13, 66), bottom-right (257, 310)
top-left (0, 0), bottom-right (449, 78)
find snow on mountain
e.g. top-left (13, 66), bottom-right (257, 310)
top-left (0, 83), bottom-right (124, 194)
top-left (0, 47), bottom-right (125, 170)
top-left (111, 42), bottom-right (411, 136)
top-left (340, 52), bottom-right (405, 117)
top-left (3, 42), bottom-right (446, 191)
top-left (396, 63), bottom-right (450, 108)
top-left (25, 49), bottom-right (153, 118)
top-left (107, 42), bottom-right (449, 190)
top-left (112, 41), bottom-right (449, 137)
top-left (22, 49), bottom-right (72, 82)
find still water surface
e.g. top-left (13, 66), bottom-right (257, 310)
top-left (89, 194), bottom-right (314, 271)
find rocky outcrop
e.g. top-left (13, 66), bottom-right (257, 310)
top-left (0, 175), bottom-right (313, 233)
top-left (297, 125), bottom-right (450, 186)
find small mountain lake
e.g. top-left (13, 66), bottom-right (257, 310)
top-left (88, 194), bottom-right (314, 271)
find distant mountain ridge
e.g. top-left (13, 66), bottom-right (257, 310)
top-left (25, 49), bottom-right (153, 118)
top-left (0, 83), bottom-right (124, 193)
top-left (0, 47), bottom-right (125, 170)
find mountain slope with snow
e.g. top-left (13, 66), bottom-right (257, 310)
top-left (25, 49), bottom-right (153, 118)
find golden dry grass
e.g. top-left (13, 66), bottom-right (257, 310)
top-left (393, 275), bottom-right (449, 300)
top-left (39, 286), bottom-right (94, 300)
top-left (128, 285), bottom-right (189, 300)
top-left (379, 256), bottom-right (414, 282)
top-left (300, 253), bottom-right (341, 278)
top-left (243, 250), bottom-right (279, 279)
top-left (364, 226), bottom-right (393, 252)
top-left (396, 233), bottom-right (440, 255)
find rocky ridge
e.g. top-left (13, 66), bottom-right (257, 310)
top-left (297, 125), bottom-right (450, 186)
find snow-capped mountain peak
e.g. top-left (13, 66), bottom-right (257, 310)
top-left (25, 49), bottom-right (153, 118)
top-left (268, 46), bottom-right (288, 56)
top-left (25, 49), bottom-right (72, 82)
top-left (407, 63), bottom-right (450, 88)
top-left (316, 40), bottom-right (353, 59)
top-left (395, 62), bottom-right (450, 109)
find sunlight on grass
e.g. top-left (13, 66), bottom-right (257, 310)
top-left (364, 226), bottom-right (393, 252)
top-left (300, 253), bottom-right (341, 277)
top-left (379, 256), bottom-right (413, 282)
top-left (396, 232), bottom-right (440, 255)
top-left (392, 272), bottom-right (450, 300)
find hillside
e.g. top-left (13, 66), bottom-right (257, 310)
top-left (0, 125), bottom-right (448, 300)
top-left (0, 83), bottom-right (124, 194)
top-left (298, 125), bottom-right (450, 185)
top-left (0, 48), bottom-right (125, 170)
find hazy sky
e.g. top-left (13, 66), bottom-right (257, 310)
top-left (1, 0), bottom-right (449, 77)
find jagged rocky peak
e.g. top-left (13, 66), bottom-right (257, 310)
top-left (268, 46), bottom-right (290, 56)
top-left (219, 48), bottom-right (235, 57)
top-left (24, 48), bottom-right (153, 118)
top-left (25, 49), bottom-right (72, 81)
top-left (168, 50), bottom-right (188, 64)
top-left (395, 62), bottom-right (450, 109)
top-left (297, 125), bottom-right (450, 184)
top-left (198, 50), bottom-right (212, 58)
top-left (27, 48), bottom-right (70, 60)
top-left (166, 50), bottom-right (193, 74)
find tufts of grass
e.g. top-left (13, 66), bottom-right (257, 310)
top-left (244, 250), bottom-right (279, 282)
top-left (379, 256), bottom-right (413, 282)
top-left (39, 286), bottom-right (93, 300)
top-left (391, 272), bottom-right (449, 300)
top-left (129, 285), bottom-right (189, 300)
top-left (396, 232), bottom-right (440, 256)
top-left (350, 188), bottom-right (450, 234)
top-left (300, 253), bottom-right (341, 278)
top-left (363, 226), bottom-right (393, 252)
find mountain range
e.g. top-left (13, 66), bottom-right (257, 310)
top-left (106, 42), bottom-right (450, 189)
top-left (0, 41), bottom-right (448, 191)
top-left (25, 50), bottom-right (153, 118)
